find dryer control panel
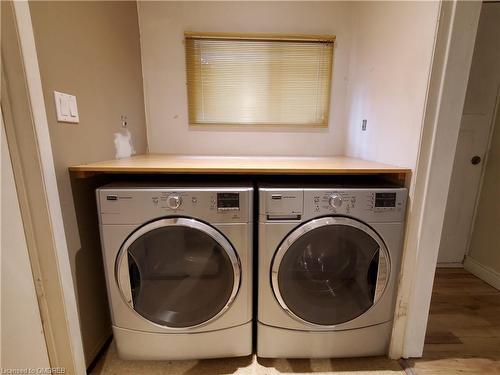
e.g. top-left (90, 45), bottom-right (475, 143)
top-left (260, 188), bottom-right (407, 223)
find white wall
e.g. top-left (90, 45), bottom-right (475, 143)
top-left (139, 1), bottom-right (439, 163)
top-left (1, 118), bottom-right (50, 369)
top-left (345, 1), bottom-right (439, 168)
top-left (138, 1), bottom-right (355, 156)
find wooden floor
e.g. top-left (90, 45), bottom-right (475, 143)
top-left (407, 268), bottom-right (500, 374)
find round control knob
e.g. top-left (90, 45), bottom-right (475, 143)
top-left (329, 193), bottom-right (343, 209)
top-left (166, 194), bottom-right (182, 210)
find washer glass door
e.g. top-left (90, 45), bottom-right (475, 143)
top-left (116, 218), bottom-right (240, 328)
top-left (272, 217), bottom-right (389, 327)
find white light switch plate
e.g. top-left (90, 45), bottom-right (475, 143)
top-left (54, 91), bottom-right (79, 123)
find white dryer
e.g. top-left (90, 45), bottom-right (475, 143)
top-left (97, 183), bottom-right (253, 360)
top-left (258, 185), bottom-right (407, 358)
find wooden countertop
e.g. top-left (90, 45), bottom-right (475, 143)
top-left (69, 154), bottom-right (410, 177)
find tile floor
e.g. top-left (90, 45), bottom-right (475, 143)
top-left (90, 268), bottom-right (500, 374)
top-left (91, 344), bottom-right (404, 375)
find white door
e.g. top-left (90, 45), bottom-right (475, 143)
top-left (438, 3), bottom-right (500, 265)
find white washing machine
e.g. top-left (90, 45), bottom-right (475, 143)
top-left (97, 183), bottom-right (253, 360)
top-left (258, 185), bottom-right (407, 358)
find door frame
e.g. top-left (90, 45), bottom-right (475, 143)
top-left (389, 0), bottom-right (482, 358)
top-left (2, 1), bottom-right (86, 373)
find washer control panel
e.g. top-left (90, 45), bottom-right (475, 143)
top-left (166, 194), bottom-right (182, 210)
top-left (99, 187), bottom-right (252, 224)
top-left (328, 193), bottom-right (343, 209)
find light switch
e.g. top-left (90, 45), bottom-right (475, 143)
top-left (54, 91), bottom-right (79, 123)
top-left (60, 97), bottom-right (70, 116)
top-left (69, 97), bottom-right (78, 117)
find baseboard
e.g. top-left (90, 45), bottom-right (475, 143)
top-left (464, 256), bottom-right (500, 290)
top-left (86, 335), bottom-right (112, 374)
top-left (436, 262), bottom-right (464, 268)
top-left (85, 329), bottom-right (112, 367)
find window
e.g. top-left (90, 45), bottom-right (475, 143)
top-left (185, 33), bottom-right (335, 127)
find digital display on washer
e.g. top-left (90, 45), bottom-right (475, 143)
top-left (375, 192), bottom-right (397, 208)
top-left (217, 193), bottom-right (240, 210)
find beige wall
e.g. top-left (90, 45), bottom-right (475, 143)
top-left (462, 3), bottom-right (500, 116)
top-left (345, 1), bottom-right (439, 169)
top-left (138, 1), bottom-right (355, 156)
top-left (29, 1), bottom-right (148, 365)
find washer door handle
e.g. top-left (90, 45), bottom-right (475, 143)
top-left (374, 249), bottom-right (390, 303)
top-left (117, 253), bottom-right (134, 308)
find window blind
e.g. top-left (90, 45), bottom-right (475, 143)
top-left (185, 33), bottom-right (334, 126)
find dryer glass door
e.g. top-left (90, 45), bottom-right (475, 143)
top-left (116, 218), bottom-right (240, 329)
top-left (272, 217), bottom-right (389, 327)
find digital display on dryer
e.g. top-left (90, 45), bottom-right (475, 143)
top-left (217, 193), bottom-right (240, 210)
top-left (375, 193), bottom-right (397, 208)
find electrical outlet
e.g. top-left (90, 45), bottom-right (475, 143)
top-left (121, 115), bottom-right (128, 128)
top-left (362, 119), bottom-right (367, 131)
